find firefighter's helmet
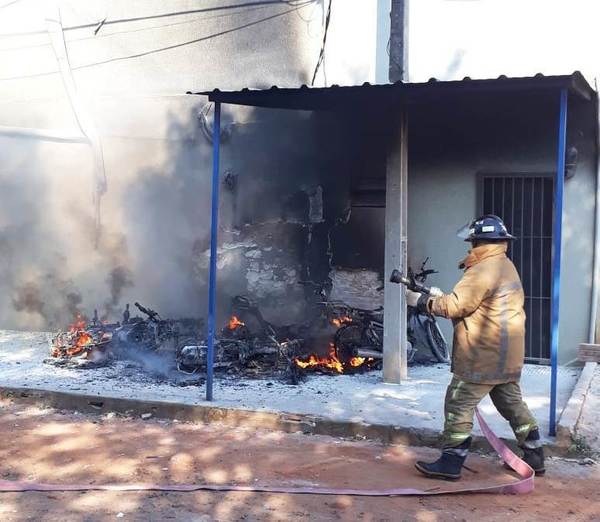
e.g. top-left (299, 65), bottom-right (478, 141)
top-left (456, 215), bottom-right (516, 242)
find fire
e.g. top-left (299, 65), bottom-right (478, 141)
top-left (294, 343), bottom-right (375, 374)
top-left (66, 315), bottom-right (93, 356)
top-left (228, 316), bottom-right (245, 330)
top-left (294, 344), bottom-right (344, 373)
top-left (349, 356), bottom-right (366, 367)
top-left (68, 314), bottom-right (86, 332)
top-left (51, 314), bottom-right (96, 358)
top-left (331, 316), bottom-right (352, 328)
top-left (67, 331), bottom-right (93, 356)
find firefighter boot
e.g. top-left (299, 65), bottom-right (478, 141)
top-left (521, 428), bottom-right (545, 476)
top-left (415, 437), bottom-right (472, 480)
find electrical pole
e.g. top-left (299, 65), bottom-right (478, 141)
top-left (389, 0), bottom-right (409, 82)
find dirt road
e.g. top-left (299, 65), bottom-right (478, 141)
top-left (0, 398), bottom-right (598, 521)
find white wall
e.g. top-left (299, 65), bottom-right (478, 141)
top-left (408, 0), bottom-right (600, 84)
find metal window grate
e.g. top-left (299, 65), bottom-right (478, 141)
top-left (481, 175), bottom-right (553, 362)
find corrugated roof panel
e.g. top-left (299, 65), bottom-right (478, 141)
top-left (188, 72), bottom-right (595, 110)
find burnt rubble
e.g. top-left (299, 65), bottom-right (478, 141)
top-left (47, 302), bottom-right (201, 371)
top-left (46, 292), bottom-right (394, 384)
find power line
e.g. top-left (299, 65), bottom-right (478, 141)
top-left (0, 69), bottom-right (59, 81)
top-left (0, 0), bottom-right (316, 38)
top-left (310, 0), bottom-right (331, 86)
top-left (386, 37), bottom-right (404, 78)
top-left (72, 6), bottom-right (310, 71)
top-left (0, 3), bottom-right (274, 53)
top-left (64, 0), bottom-right (313, 32)
top-left (0, 3), bottom-right (312, 81)
top-left (0, 0), bottom-right (23, 9)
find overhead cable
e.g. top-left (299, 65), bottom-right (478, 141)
top-left (0, 3), bottom-right (310, 81)
top-left (310, 0), bottom-right (331, 86)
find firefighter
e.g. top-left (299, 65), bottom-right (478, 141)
top-left (407, 215), bottom-right (544, 480)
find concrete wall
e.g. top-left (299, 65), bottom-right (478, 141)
top-left (407, 91), bottom-right (597, 363)
top-left (560, 96), bottom-right (597, 358)
top-left (407, 0), bottom-right (600, 84)
top-left (0, 0), bottom-right (382, 330)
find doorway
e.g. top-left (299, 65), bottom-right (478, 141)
top-left (480, 174), bottom-right (553, 362)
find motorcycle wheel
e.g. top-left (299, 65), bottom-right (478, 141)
top-left (334, 323), bottom-right (364, 363)
top-left (423, 317), bottom-right (449, 363)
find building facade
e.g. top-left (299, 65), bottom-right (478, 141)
top-left (1, 0), bottom-right (597, 367)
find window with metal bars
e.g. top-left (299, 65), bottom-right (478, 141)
top-left (480, 175), bottom-right (553, 363)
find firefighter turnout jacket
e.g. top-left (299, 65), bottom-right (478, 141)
top-left (428, 242), bottom-right (526, 385)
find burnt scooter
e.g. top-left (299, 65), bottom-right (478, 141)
top-left (112, 302), bottom-right (177, 352)
top-left (390, 258), bottom-right (449, 363)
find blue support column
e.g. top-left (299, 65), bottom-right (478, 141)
top-left (206, 102), bottom-right (221, 401)
top-left (549, 89), bottom-right (568, 436)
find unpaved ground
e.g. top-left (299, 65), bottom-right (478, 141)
top-left (0, 399), bottom-right (598, 522)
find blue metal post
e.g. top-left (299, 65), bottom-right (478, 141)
top-left (549, 89), bottom-right (568, 436)
top-left (206, 102), bottom-right (221, 401)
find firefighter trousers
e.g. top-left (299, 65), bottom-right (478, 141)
top-left (443, 376), bottom-right (538, 448)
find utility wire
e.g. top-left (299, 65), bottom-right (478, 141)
top-left (0, 3), bottom-right (311, 80)
top-left (0, 4), bottom-right (276, 52)
top-left (73, 6), bottom-right (306, 71)
top-left (0, 0), bottom-right (22, 9)
top-left (310, 0), bottom-right (331, 86)
top-left (46, 6), bottom-right (107, 248)
top-left (0, 0), bottom-right (315, 38)
top-left (386, 37), bottom-right (404, 79)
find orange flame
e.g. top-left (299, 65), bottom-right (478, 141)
top-left (349, 356), bottom-right (366, 367)
top-left (294, 344), bottom-right (375, 373)
top-left (331, 316), bottom-right (353, 328)
top-left (68, 314), bottom-right (86, 333)
top-left (66, 332), bottom-right (93, 356)
top-left (228, 316), bottom-right (245, 330)
top-left (294, 343), bottom-right (344, 373)
top-left (51, 314), bottom-right (96, 358)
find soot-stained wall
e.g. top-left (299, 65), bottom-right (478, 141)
top-left (200, 107), bottom-right (390, 326)
top-left (324, 109), bottom-right (388, 311)
top-left (0, 1), bottom-right (383, 330)
top-left (196, 108), bottom-right (356, 325)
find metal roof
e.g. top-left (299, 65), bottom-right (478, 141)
top-left (191, 72), bottom-right (594, 110)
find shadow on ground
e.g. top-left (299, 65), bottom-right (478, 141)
top-left (0, 398), bottom-right (599, 521)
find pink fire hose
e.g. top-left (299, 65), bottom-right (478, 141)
top-left (0, 408), bottom-right (533, 496)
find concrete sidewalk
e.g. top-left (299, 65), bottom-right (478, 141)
top-left (0, 330), bottom-right (581, 448)
top-left (575, 363), bottom-right (600, 454)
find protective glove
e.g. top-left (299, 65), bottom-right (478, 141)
top-left (429, 286), bottom-right (443, 298)
top-left (406, 289), bottom-right (422, 308)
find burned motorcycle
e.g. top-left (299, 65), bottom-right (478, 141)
top-left (390, 258), bottom-right (449, 363)
top-left (112, 302), bottom-right (178, 352)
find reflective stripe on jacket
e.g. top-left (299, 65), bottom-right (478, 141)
top-left (428, 242), bottom-right (526, 384)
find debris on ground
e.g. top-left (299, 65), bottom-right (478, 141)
top-left (42, 294), bottom-right (408, 386)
